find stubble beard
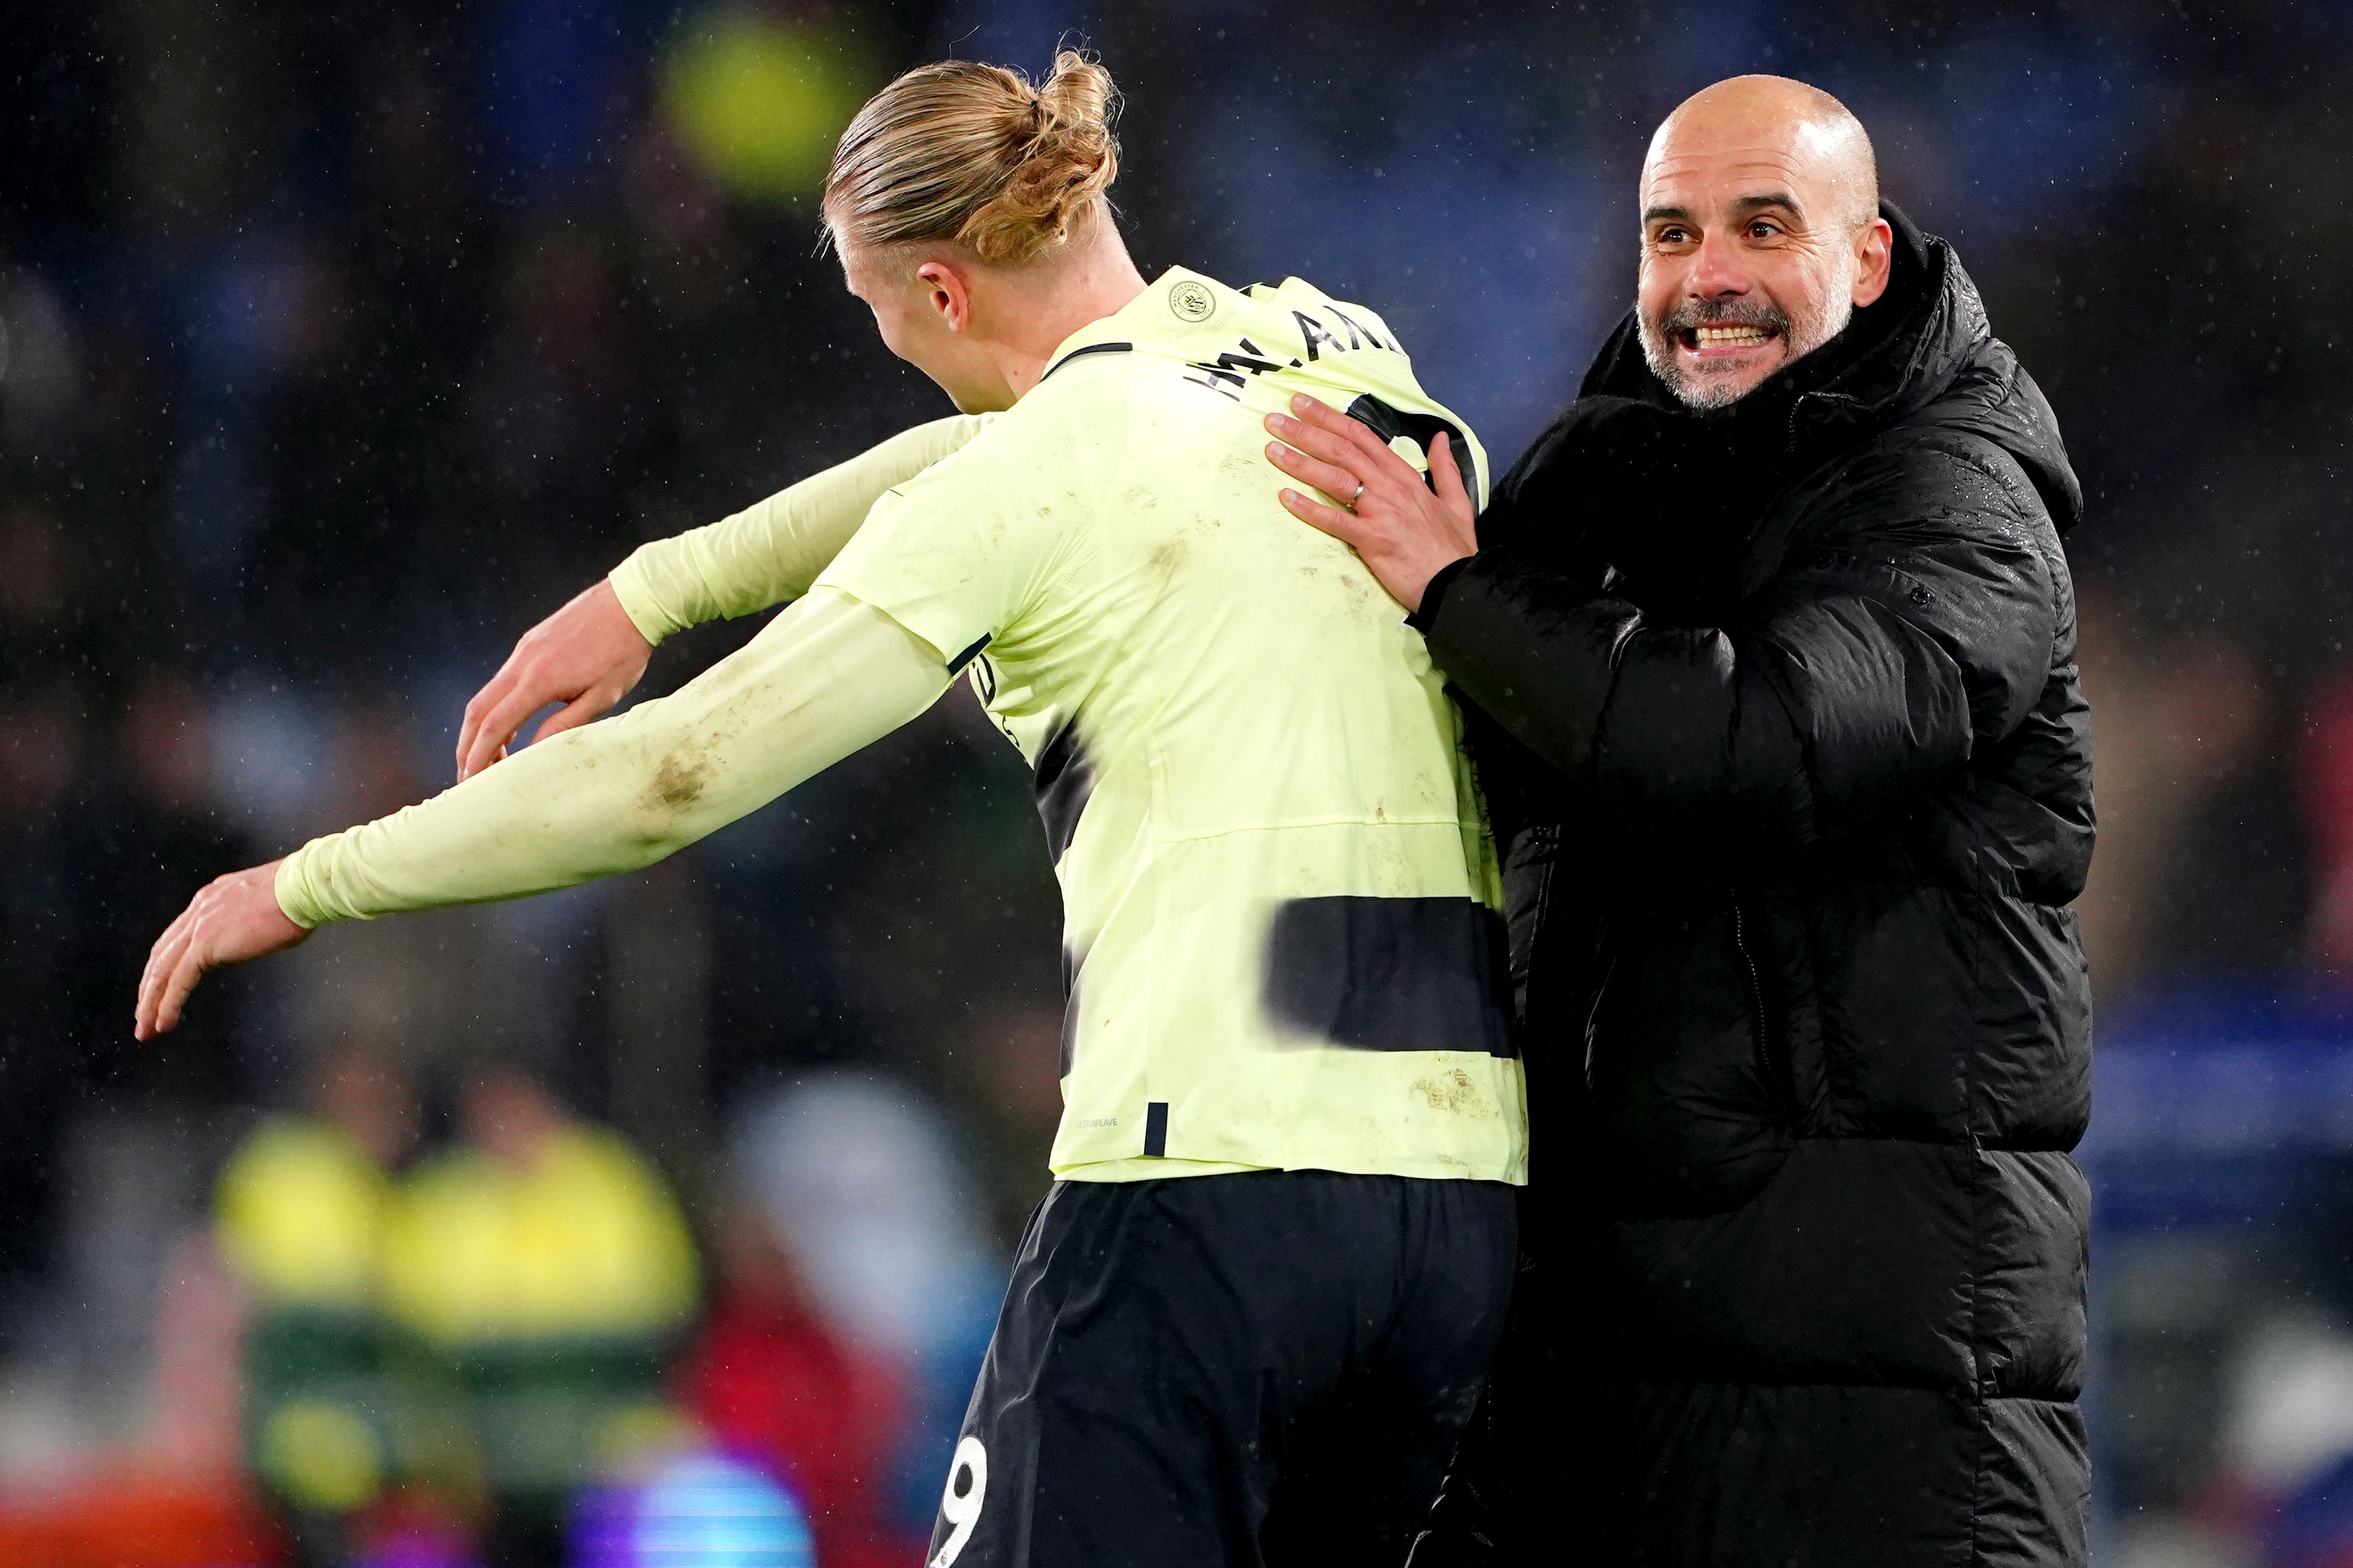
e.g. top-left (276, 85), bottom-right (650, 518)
top-left (1640, 277), bottom-right (1855, 411)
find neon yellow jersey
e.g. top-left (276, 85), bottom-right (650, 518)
top-left (379, 1126), bottom-right (699, 1345)
top-left (816, 269), bottom-right (1526, 1185)
top-left (215, 1117), bottom-right (390, 1310)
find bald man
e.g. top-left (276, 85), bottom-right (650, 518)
top-left (1267, 76), bottom-right (2093, 1566)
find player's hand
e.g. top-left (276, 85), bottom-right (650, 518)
top-left (135, 861), bottom-right (309, 1039)
top-left (1265, 393), bottom-right (1477, 614)
top-left (456, 577), bottom-right (653, 781)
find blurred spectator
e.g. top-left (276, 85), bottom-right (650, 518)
top-left (730, 1075), bottom-right (1001, 1544)
top-left (672, 1163), bottom-right (902, 1567)
top-left (214, 1046), bottom-right (416, 1564)
top-left (2074, 591), bottom-right (2278, 986)
top-left (380, 1066), bottom-right (697, 1567)
top-left (3, 6), bottom-right (2352, 1565)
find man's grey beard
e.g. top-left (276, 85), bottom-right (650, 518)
top-left (1640, 290), bottom-right (1854, 410)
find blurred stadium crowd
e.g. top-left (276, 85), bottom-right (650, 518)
top-left (3, 1), bottom-right (2353, 1564)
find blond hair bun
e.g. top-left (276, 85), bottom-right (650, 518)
top-left (824, 49), bottom-right (1121, 266)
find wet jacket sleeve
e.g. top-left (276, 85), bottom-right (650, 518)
top-left (608, 415), bottom-right (994, 644)
top-left (274, 589), bottom-right (953, 926)
top-left (1423, 432), bottom-right (2063, 850)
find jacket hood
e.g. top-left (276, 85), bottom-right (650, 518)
top-left (1573, 203), bottom-right (2083, 536)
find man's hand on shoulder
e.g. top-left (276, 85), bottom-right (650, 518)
top-left (135, 861), bottom-right (308, 1039)
top-left (1263, 394), bottom-right (1477, 614)
top-left (456, 577), bottom-right (654, 781)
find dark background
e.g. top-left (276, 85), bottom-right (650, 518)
top-left (5, 2), bottom-right (2353, 1564)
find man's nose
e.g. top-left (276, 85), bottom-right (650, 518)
top-left (1688, 230), bottom-right (1752, 299)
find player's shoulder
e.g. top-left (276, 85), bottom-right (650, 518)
top-left (1241, 276), bottom-right (1411, 358)
top-left (981, 357), bottom-right (1144, 459)
top-left (876, 378), bottom-right (1121, 514)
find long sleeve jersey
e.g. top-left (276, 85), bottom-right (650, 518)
top-left (607, 414), bottom-right (992, 643)
top-left (276, 268), bottom-right (1527, 1185)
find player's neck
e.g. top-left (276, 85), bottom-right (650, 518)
top-left (999, 232), bottom-right (1148, 402)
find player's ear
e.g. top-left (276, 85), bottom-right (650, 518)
top-left (915, 258), bottom-right (976, 336)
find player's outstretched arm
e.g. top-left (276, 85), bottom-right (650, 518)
top-left (454, 414), bottom-right (992, 781)
top-left (138, 589), bottom-right (954, 1038)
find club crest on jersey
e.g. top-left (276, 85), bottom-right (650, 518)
top-left (1167, 280), bottom-right (1216, 323)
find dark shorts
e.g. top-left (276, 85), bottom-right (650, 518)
top-left (925, 1169), bottom-right (1518, 1568)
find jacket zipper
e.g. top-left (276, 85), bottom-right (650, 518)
top-left (1731, 899), bottom-right (1787, 1112)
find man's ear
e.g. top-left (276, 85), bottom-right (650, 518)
top-left (915, 258), bottom-right (975, 336)
top-left (1852, 217), bottom-right (1895, 308)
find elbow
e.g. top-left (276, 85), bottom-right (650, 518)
top-left (615, 752), bottom-right (714, 863)
top-left (617, 820), bottom-right (691, 868)
top-left (1424, 562), bottom-right (1633, 755)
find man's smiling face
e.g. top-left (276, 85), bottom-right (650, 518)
top-left (1636, 77), bottom-right (1893, 410)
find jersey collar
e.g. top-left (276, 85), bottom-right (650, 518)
top-left (1039, 267), bottom-right (1237, 383)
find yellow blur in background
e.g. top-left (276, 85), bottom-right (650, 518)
top-left (659, 6), bottom-right (881, 204)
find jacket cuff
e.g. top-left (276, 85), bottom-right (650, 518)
top-left (1406, 555), bottom-right (1476, 634)
top-left (1421, 552), bottom-right (1642, 780)
top-left (1418, 550), bottom-right (1515, 661)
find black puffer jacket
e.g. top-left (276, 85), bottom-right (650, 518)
top-left (1419, 208), bottom-right (2093, 1565)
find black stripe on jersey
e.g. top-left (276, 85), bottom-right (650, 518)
top-left (1326, 305), bottom-right (1391, 352)
top-left (1040, 340), bottom-right (1133, 382)
top-left (1143, 1102), bottom-right (1169, 1157)
top-left (947, 634), bottom-right (992, 675)
top-left (1345, 395), bottom-right (1471, 495)
top-left (1059, 944), bottom-right (1086, 1079)
top-left (1033, 720), bottom-right (1097, 865)
top-left (1293, 311), bottom-right (1342, 360)
top-left (1260, 897), bottom-right (1518, 1058)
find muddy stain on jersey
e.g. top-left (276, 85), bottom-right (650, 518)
top-left (648, 754), bottom-right (709, 811)
top-left (1411, 1068), bottom-right (1495, 1118)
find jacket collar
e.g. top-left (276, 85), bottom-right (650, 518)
top-left (1505, 205), bottom-right (2086, 615)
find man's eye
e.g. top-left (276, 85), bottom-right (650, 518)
top-left (1748, 221), bottom-right (1781, 239)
